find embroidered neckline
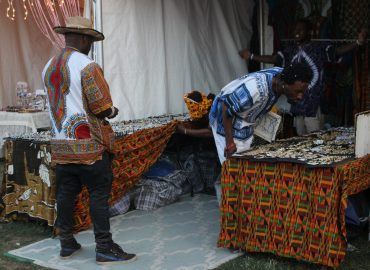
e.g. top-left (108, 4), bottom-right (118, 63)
top-left (66, 46), bottom-right (80, 53)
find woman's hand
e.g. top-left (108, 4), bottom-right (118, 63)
top-left (176, 123), bottom-right (186, 135)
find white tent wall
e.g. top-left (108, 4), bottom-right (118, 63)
top-left (259, 0), bottom-right (273, 69)
top-left (0, 0), bottom-right (56, 109)
top-left (103, 0), bottom-right (255, 121)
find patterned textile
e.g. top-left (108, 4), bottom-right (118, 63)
top-left (42, 48), bottom-right (114, 164)
top-left (82, 63), bottom-right (113, 115)
top-left (209, 67), bottom-right (281, 140)
top-left (71, 121), bottom-right (177, 231)
top-left (276, 42), bottom-right (336, 117)
top-left (184, 91), bottom-right (213, 120)
top-left (109, 192), bottom-right (133, 217)
top-left (218, 154), bottom-right (370, 268)
top-left (339, 156), bottom-right (370, 237)
top-left (0, 121), bottom-right (176, 231)
top-left (133, 170), bottom-right (187, 211)
top-left (180, 147), bottom-right (220, 191)
top-left (208, 67), bottom-right (281, 163)
top-left (1, 140), bottom-right (56, 225)
top-left (196, 151), bottom-right (221, 189)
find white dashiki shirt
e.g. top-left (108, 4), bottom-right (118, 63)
top-left (209, 67), bottom-right (282, 164)
top-left (42, 48), bottom-right (115, 164)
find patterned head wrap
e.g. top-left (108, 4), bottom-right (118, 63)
top-left (184, 90), bottom-right (213, 120)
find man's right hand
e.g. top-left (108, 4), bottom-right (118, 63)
top-left (239, 48), bottom-right (251, 60)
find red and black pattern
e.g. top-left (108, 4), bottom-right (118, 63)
top-left (44, 49), bottom-right (73, 132)
top-left (218, 155), bottom-right (370, 268)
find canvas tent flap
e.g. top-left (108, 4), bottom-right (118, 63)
top-left (0, 1), bottom-right (56, 109)
top-left (0, 0), bottom-right (254, 119)
top-left (103, 0), bottom-right (254, 121)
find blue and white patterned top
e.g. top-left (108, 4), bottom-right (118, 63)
top-left (209, 67), bottom-right (282, 140)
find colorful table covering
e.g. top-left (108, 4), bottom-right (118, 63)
top-left (0, 115), bottom-right (182, 232)
top-left (218, 142), bottom-right (370, 267)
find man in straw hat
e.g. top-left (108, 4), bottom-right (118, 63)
top-left (42, 16), bottom-right (136, 265)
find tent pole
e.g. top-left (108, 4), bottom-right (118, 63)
top-left (95, 0), bottom-right (104, 70)
top-left (258, 0), bottom-right (265, 69)
top-left (84, 0), bottom-right (103, 69)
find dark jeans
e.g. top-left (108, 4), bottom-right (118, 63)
top-left (56, 152), bottom-right (113, 251)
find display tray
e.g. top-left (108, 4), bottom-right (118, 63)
top-left (234, 127), bottom-right (355, 167)
top-left (2, 106), bottom-right (43, 113)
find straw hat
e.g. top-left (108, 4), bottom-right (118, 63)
top-left (53, 16), bottom-right (104, 41)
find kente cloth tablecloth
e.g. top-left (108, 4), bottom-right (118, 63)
top-left (0, 119), bottom-right (177, 232)
top-left (73, 121), bottom-right (177, 231)
top-left (218, 154), bottom-right (370, 268)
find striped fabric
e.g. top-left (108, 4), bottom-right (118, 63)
top-left (209, 67), bottom-right (281, 141)
top-left (218, 155), bottom-right (370, 267)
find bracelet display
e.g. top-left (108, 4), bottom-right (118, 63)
top-left (250, 53), bottom-right (255, 60)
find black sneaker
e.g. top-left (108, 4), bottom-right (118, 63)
top-left (60, 238), bottom-right (82, 259)
top-left (96, 243), bottom-right (137, 265)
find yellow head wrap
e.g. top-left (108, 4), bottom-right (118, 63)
top-left (184, 90), bottom-right (213, 120)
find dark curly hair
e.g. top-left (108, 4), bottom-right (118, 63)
top-left (280, 62), bottom-right (313, 85)
top-left (187, 91), bottom-right (203, 103)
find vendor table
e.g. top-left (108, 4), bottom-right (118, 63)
top-left (0, 111), bottom-right (50, 158)
top-left (218, 129), bottom-right (370, 268)
top-left (0, 115), bottom-right (184, 231)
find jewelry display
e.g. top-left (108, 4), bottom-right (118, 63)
top-left (6, 113), bottom-right (190, 142)
top-left (237, 127), bottom-right (355, 167)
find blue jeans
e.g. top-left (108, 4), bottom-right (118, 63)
top-left (56, 152), bottom-right (113, 250)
